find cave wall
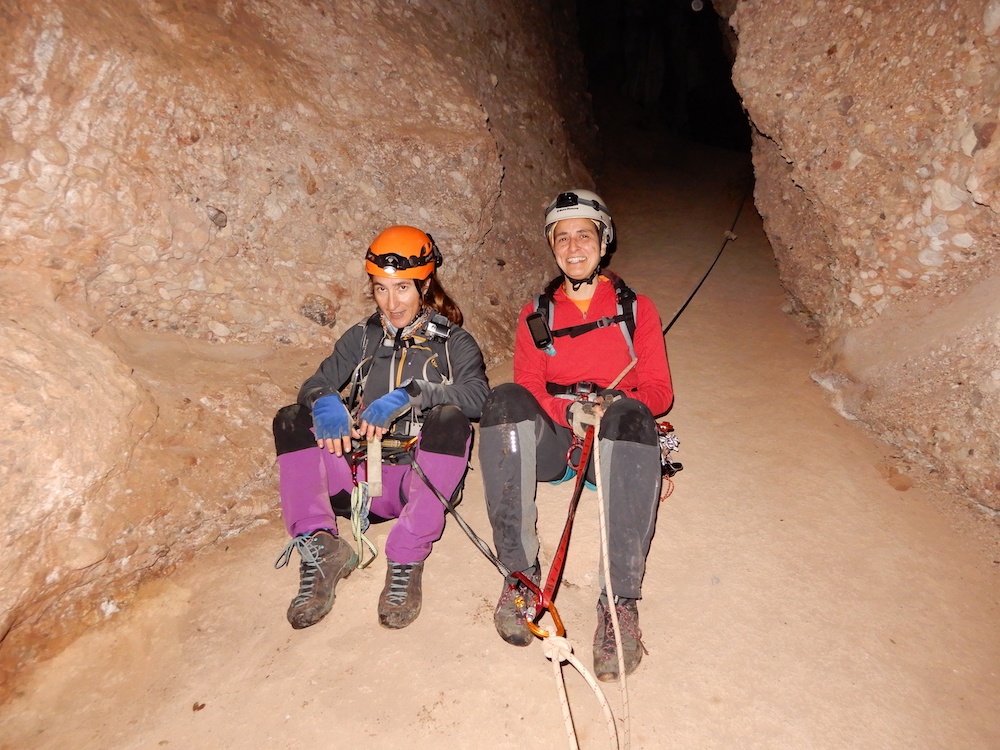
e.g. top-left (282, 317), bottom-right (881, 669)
top-left (0, 0), bottom-right (596, 688)
top-left (726, 0), bottom-right (1000, 514)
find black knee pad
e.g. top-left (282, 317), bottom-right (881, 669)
top-left (273, 403), bottom-right (317, 455)
top-left (600, 398), bottom-right (657, 445)
top-left (418, 404), bottom-right (472, 456)
top-left (481, 382), bottom-right (540, 428)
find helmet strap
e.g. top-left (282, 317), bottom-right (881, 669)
top-left (564, 264), bottom-right (602, 292)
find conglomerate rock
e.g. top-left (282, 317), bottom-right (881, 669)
top-left (0, 0), bottom-right (596, 690)
top-left (727, 0), bottom-right (1000, 514)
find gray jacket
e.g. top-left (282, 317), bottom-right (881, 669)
top-left (298, 312), bottom-right (489, 426)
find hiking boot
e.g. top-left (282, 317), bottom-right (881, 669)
top-left (274, 530), bottom-right (358, 630)
top-left (593, 596), bottom-right (647, 682)
top-left (378, 560), bottom-right (424, 629)
top-left (493, 565), bottom-right (540, 647)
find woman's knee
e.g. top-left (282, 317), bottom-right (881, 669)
top-left (273, 403), bottom-right (317, 454)
top-left (419, 404), bottom-right (472, 456)
top-left (600, 398), bottom-right (657, 444)
top-left (481, 382), bottom-right (539, 427)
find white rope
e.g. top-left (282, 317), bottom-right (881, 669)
top-left (595, 420), bottom-right (631, 749)
top-left (535, 356), bottom-right (639, 749)
top-left (600, 356), bottom-right (636, 749)
top-left (540, 635), bottom-right (619, 750)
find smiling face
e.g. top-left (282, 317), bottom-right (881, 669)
top-left (549, 217), bottom-right (606, 286)
top-left (371, 274), bottom-right (422, 328)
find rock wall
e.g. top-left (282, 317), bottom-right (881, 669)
top-left (727, 0), bottom-right (1000, 514)
top-left (0, 0), bottom-right (596, 689)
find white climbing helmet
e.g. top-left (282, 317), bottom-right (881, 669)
top-left (543, 189), bottom-right (614, 246)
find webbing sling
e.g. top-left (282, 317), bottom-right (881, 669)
top-left (514, 423), bottom-right (596, 639)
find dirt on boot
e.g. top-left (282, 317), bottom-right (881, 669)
top-left (493, 567), bottom-right (540, 647)
top-left (593, 597), bottom-right (646, 682)
top-left (276, 530), bottom-right (358, 630)
top-left (378, 560), bottom-right (424, 629)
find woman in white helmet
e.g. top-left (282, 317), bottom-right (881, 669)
top-left (478, 189), bottom-right (674, 681)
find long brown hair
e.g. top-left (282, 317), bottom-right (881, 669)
top-left (420, 272), bottom-right (463, 326)
top-left (367, 272), bottom-right (464, 327)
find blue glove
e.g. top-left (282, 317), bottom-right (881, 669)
top-left (311, 394), bottom-right (352, 440)
top-left (359, 387), bottom-right (413, 429)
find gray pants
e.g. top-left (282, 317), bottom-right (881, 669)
top-left (478, 383), bottom-right (662, 599)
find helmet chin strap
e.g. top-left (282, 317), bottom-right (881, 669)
top-left (564, 264), bottom-right (602, 291)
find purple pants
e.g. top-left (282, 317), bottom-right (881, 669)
top-left (278, 433), bottom-right (470, 564)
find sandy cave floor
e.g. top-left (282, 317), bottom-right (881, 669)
top-left (2, 114), bottom-right (1000, 750)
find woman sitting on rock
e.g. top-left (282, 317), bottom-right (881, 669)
top-left (272, 225), bottom-right (489, 630)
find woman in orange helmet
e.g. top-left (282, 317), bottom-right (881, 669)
top-left (273, 226), bottom-right (488, 631)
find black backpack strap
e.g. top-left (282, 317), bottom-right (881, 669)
top-left (551, 313), bottom-right (632, 340)
top-left (612, 275), bottom-right (638, 360)
top-left (531, 276), bottom-right (638, 359)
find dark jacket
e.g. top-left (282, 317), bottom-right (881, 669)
top-left (298, 312), bottom-right (489, 426)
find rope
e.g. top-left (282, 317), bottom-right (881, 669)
top-left (595, 414), bottom-right (631, 749)
top-left (662, 175), bottom-right (753, 335)
top-left (407, 458), bottom-right (510, 578)
top-left (349, 481), bottom-right (379, 569)
top-left (410, 450), bottom-right (617, 748)
top-left (541, 635), bottom-right (619, 750)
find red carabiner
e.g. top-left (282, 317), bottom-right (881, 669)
top-left (565, 434), bottom-right (584, 472)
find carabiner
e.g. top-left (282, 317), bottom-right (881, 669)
top-left (526, 603), bottom-right (566, 639)
top-left (511, 571), bottom-right (565, 639)
top-left (565, 435), bottom-right (584, 472)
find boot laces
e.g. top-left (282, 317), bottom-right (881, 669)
top-left (386, 562), bottom-right (418, 606)
top-left (274, 534), bottom-right (329, 606)
top-left (597, 599), bottom-right (643, 658)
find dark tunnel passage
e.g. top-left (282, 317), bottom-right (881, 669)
top-left (576, 0), bottom-right (751, 154)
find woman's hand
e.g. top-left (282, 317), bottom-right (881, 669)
top-left (357, 387), bottom-right (414, 441)
top-left (312, 394), bottom-right (359, 456)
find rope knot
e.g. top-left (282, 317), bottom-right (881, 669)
top-left (541, 635), bottom-right (574, 664)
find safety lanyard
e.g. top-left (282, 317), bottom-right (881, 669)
top-left (513, 423), bottom-right (596, 639)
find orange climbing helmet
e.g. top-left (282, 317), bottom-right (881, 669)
top-left (364, 225), bottom-right (442, 280)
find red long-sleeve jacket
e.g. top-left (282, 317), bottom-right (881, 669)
top-left (513, 275), bottom-right (674, 428)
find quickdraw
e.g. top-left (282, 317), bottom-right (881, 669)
top-left (514, 423), bottom-right (597, 639)
top-left (657, 421), bottom-right (683, 501)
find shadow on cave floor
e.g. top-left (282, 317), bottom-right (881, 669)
top-left (1, 91), bottom-right (998, 750)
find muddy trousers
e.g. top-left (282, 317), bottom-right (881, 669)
top-left (478, 382), bottom-right (661, 599)
top-left (273, 403), bottom-right (472, 564)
